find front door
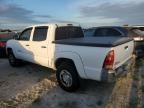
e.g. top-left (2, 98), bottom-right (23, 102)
top-left (16, 27), bottom-right (33, 61)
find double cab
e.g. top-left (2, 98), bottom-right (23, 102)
top-left (6, 23), bottom-right (134, 92)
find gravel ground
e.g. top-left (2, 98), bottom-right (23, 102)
top-left (30, 57), bottom-right (135, 108)
top-left (0, 58), bottom-right (55, 101)
top-left (0, 57), bottom-right (143, 108)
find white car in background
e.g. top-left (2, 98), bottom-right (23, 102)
top-left (125, 25), bottom-right (144, 57)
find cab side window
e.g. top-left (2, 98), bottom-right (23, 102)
top-left (33, 26), bottom-right (48, 41)
top-left (19, 28), bottom-right (32, 41)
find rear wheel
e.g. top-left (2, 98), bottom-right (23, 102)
top-left (8, 50), bottom-right (22, 67)
top-left (56, 62), bottom-right (80, 92)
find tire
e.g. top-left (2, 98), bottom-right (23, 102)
top-left (8, 50), bottom-right (22, 67)
top-left (56, 62), bottom-right (80, 92)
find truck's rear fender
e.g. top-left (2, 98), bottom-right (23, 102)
top-left (55, 52), bottom-right (87, 79)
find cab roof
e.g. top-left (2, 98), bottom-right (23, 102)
top-left (26, 23), bottom-right (80, 29)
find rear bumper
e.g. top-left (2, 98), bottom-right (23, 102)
top-left (101, 56), bottom-right (134, 82)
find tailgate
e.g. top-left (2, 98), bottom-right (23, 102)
top-left (113, 40), bottom-right (134, 69)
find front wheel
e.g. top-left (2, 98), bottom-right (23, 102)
top-left (8, 50), bottom-right (22, 67)
top-left (56, 62), bottom-right (79, 92)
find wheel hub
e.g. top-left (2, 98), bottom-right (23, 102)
top-left (60, 70), bottom-right (72, 87)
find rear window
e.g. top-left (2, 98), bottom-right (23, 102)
top-left (55, 26), bottom-right (84, 40)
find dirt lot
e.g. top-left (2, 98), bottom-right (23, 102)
top-left (0, 57), bottom-right (144, 108)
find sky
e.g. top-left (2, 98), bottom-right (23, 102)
top-left (0, 0), bottom-right (144, 29)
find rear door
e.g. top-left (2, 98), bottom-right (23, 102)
top-left (30, 26), bottom-right (48, 67)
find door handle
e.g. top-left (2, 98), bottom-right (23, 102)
top-left (124, 46), bottom-right (128, 50)
top-left (41, 46), bottom-right (46, 48)
top-left (26, 45), bottom-right (30, 46)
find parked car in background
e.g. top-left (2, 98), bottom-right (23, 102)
top-left (84, 26), bottom-right (144, 57)
top-left (124, 26), bottom-right (144, 57)
top-left (7, 23), bottom-right (134, 92)
top-left (0, 30), bottom-right (17, 57)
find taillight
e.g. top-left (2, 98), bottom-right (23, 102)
top-left (103, 50), bottom-right (115, 70)
top-left (0, 42), bottom-right (6, 47)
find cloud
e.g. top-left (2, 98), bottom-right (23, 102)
top-left (0, 4), bottom-right (35, 23)
top-left (79, 2), bottom-right (144, 24)
top-left (49, 19), bottom-right (77, 23)
top-left (73, 0), bottom-right (144, 7)
top-left (34, 15), bottom-right (52, 18)
top-left (0, 1), bottom-right (52, 24)
top-left (72, 0), bottom-right (144, 26)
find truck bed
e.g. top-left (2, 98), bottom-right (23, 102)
top-left (53, 37), bottom-right (133, 47)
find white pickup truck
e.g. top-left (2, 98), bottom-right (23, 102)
top-left (6, 23), bottom-right (134, 92)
